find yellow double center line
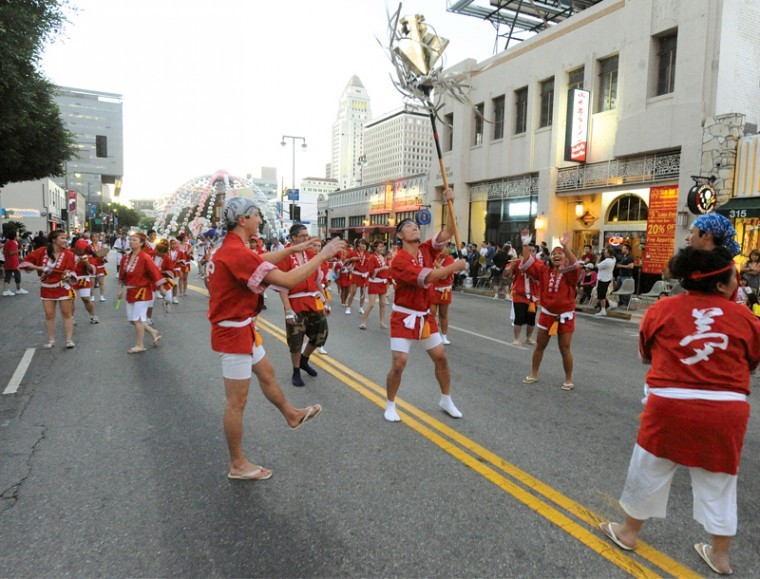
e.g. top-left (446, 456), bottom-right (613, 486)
top-left (190, 285), bottom-right (697, 577)
top-left (255, 317), bottom-right (698, 578)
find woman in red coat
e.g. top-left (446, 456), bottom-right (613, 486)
top-left (117, 232), bottom-right (167, 353)
top-left (600, 247), bottom-right (760, 576)
top-left (19, 230), bottom-right (77, 349)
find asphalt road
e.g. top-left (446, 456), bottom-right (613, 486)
top-left (1, 257), bottom-right (759, 577)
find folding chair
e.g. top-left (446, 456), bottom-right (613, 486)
top-left (639, 280), bottom-right (669, 303)
top-left (609, 278), bottom-right (636, 310)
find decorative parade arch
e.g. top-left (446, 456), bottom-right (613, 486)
top-left (154, 169), bottom-right (282, 238)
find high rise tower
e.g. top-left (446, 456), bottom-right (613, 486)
top-left (331, 75), bottom-right (371, 189)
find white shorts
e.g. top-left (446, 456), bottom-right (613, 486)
top-left (620, 444), bottom-right (738, 536)
top-left (76, 288), bottom-right (92, 298)
top-left (126, 300), bottom-right (151, 322)
top-left (220, 345), bottom-right (267, 380)
top-left (152, 289), bottom-right (171, 306)
top-left (390, 332), bottom-right (443, 353)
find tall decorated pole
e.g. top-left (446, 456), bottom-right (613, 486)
top-left (387, 6), bottom-right (472, 250)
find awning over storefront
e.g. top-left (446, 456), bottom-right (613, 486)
top-left (715, 196), bottom-right (760, 219)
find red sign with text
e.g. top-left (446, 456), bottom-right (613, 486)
top-left (642, 185), bottom-right (679, 274)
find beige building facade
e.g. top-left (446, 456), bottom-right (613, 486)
top-left (427, 0), bottom-right (760, 272)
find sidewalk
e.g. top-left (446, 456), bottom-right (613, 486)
top-left (457, 286), bottom-right (651, 322)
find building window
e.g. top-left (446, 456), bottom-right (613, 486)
top-left (539, 78), bottom-right (554, 128)
top-left (330, 217), bottom-right (345, 229)
top-left (514, 87), bottom-right (528, 135)
top-left (95, 135), bottom-right (108, 158)
top-left (444, 113), bottom-right (454, 152)
top-left (349, 215), bottom-right (364, 227)
top-left (607, 194), bottom-right (648, 222)
top-left (568, 67), bottom-right (584, 91)
top-left (492, 95), bottom-right (505, 140)
top-left (473, 103), bottom-right (484, 146)
top-left (656, 33), bottom-right (677, 95)
top-left (598, 55), bottom-right (618, 112)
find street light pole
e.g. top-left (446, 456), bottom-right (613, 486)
top-left (280, 135), bottom-right (307, 221)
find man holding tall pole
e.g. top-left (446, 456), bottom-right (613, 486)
top-left (383, 187), bottom-right (468, 423)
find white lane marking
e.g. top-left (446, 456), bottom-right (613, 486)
top-left (4, 348), bottom-right (36, 395)
top-left (447, 325), bottom-right (527, 349)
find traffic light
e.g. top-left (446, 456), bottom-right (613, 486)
top-left (292, 204), bottom-right (301, 221)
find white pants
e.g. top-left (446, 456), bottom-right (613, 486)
top-left (620, 444), bottom-right (738, 536)
top-left (126, 301), bottom-right (151, 322)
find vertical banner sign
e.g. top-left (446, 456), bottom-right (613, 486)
top-left (642, 186), bottom-right (679, 274)
top-left (67, 190), bottom-right (77, 213)
top-left (564, 89), bottom-right (590, 162)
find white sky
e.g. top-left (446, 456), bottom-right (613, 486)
top-left (40, 0), bottom-right (497, 201)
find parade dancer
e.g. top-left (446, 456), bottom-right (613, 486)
top-left (599, 247), bottom-right (760, 576)
top-left (519, 229), bottom-right (580, 391)
top-left (117, 232), bottom-right (167, 354)
top-left (428, 250), bottom-right (454, 344)
top-left (146, 239), bottom-right (175, 322)
top-left (71, 238), bottom-right (99, 324)
top-left (272, 224), bottom-right (331, 387)
top-left (384, 188), bottom-right (468, 423)
top-left (19, 230), bottom-right (77, 349)
top-left (334, 243), bottom-right (352, 308)
top-left (207, 197), bottom-right (345, 480)
top-left (169, 239), bottom-right (183, 304)
top-left (506, 244), bottom-right (539, 346)
top-left (90, 232), bottom-right (108, 302)
top-left (359, 242), bottom-right (390, 329)
top-left (177, 232), bottom-right (192, 297)
top-left (346, 239), bottom-right (369, 315)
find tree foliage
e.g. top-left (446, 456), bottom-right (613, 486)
top-left (0, 1), bottom-right (78, 188)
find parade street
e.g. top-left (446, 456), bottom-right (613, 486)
top-left (1, 264), bottom-right (759, 578)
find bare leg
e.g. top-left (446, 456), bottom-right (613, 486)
top-left (526, 324), bottom-right (535, 344)
top-left (378, 294), bottom-right (387, 327)
top-left (132, 321), bottom-right (146, 349)
top-left (386, 350), bottom-right (408, 402)
top-left (43, 300), bottom-right (57, 341)
top-left (438, 303), bottom-right (449, 336)
top-left (82, 297), bottom-right (95, 316)
top-left (528, 329), bottom-right (551, 379)
top-left (98, 275), bottom-right (106, 299)
top-left (223, 377), bottom-right (254, 471)
top-left (558, 332), bottom-right (574, 383)
top-left (252, 355), bottom-right (313, 427)
top-left (360, 294), bottom-right (376, 326)
top-left (513, 324), bottom-right (522, 344)
top-left (359, 287), bottom-right (366, 309)
top-left (60, 299), bottom-right (74, 341)
top-left (427, 344), bottom-right (451, 395)
top-left (347, 284), bottom-right (357, 308)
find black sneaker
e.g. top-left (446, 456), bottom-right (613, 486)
top-left (292, 368), bottom-right (305, 387)
top-left (299, 357), bottom-right (318, 377)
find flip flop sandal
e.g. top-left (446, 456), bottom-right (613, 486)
top-left (561, 382), bottom-right (575, 391)
top-left (227, 467), bottom-right (272, 481)
top-left (599, 522), bottom-right (635, 551)
top-left (694, 543), bottom-right (732, 575)
top-left (290, 404), bottom-right (323, 431)
top-left (153, 334), bottom-right (162, 347)
top-left (522, 376), bottom-right (539, 384)
top-left (128, 346), bottom-right (147, 354)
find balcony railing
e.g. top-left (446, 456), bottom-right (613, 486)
top-left (556, 150), bottom-right (680, 193)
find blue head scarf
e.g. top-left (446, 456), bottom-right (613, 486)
top-left (692, 213), bottom-right (741, 257)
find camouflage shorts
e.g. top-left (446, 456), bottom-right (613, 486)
top-left (286, 310), bottom-right (329, 352)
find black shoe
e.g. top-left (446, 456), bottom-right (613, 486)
top-left (299, 357), bottom-right (318, 377)
top-left (292, 368), bottom-right (305, 387)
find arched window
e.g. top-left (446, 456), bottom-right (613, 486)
top-left (607, 194), bottom-right (648, 222)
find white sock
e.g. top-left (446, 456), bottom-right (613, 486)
top-left (440, 395), bottom-right (462, 418)
top-left (384, 400), bottom-right (401, 422)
